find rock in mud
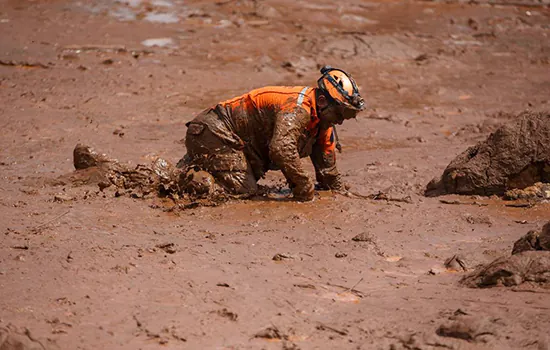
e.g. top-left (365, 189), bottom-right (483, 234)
top-left (426, 111), bottom-right (550, 197)
top-left (460, 251), bottom-right (550, 288)
top-left (512, 221), bottom-right (550, 255)
top-left (254, 326), bottom-right (286, 340)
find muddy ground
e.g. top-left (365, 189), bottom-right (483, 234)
top-left (1, 0), bottom-right (550, 349)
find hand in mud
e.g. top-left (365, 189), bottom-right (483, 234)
top-left (293, 181), bottom-right (315, 201)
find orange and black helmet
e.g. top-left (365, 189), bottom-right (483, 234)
top-left (317, 66), bottom-right (365, 111)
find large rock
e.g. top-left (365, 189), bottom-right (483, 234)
top-left (426, 111), bottom-right (550, 196)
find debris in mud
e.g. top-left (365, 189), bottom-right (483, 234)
top-left (461, 251), bottom-right (550, 288)
top-left (504, 202), bottom-right (534, 208)
top-left (215, 308), bottom-right (238, 322)
top-left (293, 283), bottom-right (316, 290)
top-left (351, 232), bottom-right (385, 256)
top-left (463, 213), bottom-right (493, 226)
top-left (335, 252), bottom-right (348, 258)
top-left (439, 199), bottom-right (488, 206)
top-left (156, 243), bottom-right (177, 254)
top-left (133, 316), bottom-right (186, 345)
top-left (0, 59), bottom-right (50, 69)
top-left (53, 194), bottom-right (73, 203)
top-left (428, 266), bottom-right (446, 275)
top-left (316, 322), bottom-right (348, 336)
top-left (365, 191), bottom-right (414, 204)
top-left (414, 53), bottom-right (429, 62)
top-left (351, 232), bottom-right (375, 242)
top-left (0, 324), bottom-right (50, 350)
top-left (272, 253), bottom-right (296, 261)
top-left (253, 326), bottom-right (287, 340)
top-left (444, 254), bottom-right (468, 272)
top-left (436, 315), bottom-right (496, 343)
top-left (512, 221), bottom-right (550, 254)
top-left (426, 111), bottom-right (550, 197)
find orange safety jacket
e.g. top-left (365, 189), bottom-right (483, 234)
top-left (219, 86), bottom-right (336, 156)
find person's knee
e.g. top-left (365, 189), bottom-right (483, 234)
top-left (215, 171), bottom-right (257, 195)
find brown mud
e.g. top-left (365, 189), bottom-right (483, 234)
top-left (1, 0), bottom-right (550, 349)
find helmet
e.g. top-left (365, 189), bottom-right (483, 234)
top-left (317, 66), bottom-right (365, 111)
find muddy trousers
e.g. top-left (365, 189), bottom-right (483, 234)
top-left (184, 123), bottom-right (258, 195)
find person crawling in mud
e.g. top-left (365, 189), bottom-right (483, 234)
top-left (178, 66), bottom-right (365, 201)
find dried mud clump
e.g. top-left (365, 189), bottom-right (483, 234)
top-left (426, 111), bottom-right (550, 197)
top-left (461, 222), bottom-right (550, 288)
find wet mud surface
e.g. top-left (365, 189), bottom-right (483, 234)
top-left (1, 0), bottom-right (550, 349)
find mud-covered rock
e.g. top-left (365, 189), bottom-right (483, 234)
top-left (73, 144), bottom-right (112, 170)
top-left (460, 251), bottom-right (550, 288)
top-left (512, 222), bottom-right (550, 254)
top-left (426, 111), bottom-right (550, 197)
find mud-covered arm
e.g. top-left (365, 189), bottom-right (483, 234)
top-left (269, 108), bottom-right (314, 201)
top-left (310, 127), bottom-right (345, 190)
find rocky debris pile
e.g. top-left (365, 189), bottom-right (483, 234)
top-left (461, 221), bottom-right (550, 288)
top-left (426, 111), bottom-right (550, 197)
